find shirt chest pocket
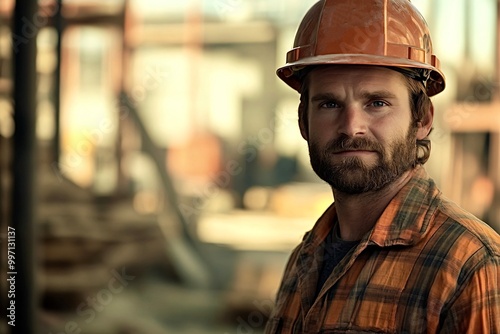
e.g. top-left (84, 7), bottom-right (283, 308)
top-left (321, 284), bottom-right (403, 333)
top-left (322, 265), bottom-right (405, 333)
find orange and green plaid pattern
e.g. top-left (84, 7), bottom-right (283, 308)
top-left (266, 166), bottom-right (500, 333)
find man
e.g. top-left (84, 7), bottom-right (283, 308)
top-left (265, 1), bottom-right (500, 333)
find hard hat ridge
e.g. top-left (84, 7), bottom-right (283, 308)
top-left (277, 0), bottom-right (446, 96)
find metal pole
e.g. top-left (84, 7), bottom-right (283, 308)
top-left (11, 0), bottom-right (39, 332)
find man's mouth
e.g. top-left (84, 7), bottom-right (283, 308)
top-left (333, 149), bottom-right (377, 154)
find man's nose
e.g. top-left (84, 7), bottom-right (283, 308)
top-left (337, 104), bottom-right (368, 137)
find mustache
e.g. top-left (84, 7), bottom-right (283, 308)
top-left (325, 135), bottom-right (383, 153)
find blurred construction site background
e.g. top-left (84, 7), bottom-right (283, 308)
top-left (0, 0), bottom-right (499, 333)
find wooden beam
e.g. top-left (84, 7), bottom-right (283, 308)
top-left (127, 21), bottom-right (276, 47)
top-left (443, 102), bottom-right (500, 133)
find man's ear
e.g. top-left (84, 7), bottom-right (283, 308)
top-left (416, 102), bottom-right (434, 140)
top-left (298, 101), bottom-right (309, 141)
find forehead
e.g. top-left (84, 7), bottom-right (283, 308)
top-left (306, 65), bottom-right (409, 94)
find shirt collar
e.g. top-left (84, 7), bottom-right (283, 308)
top-left (303, 166), bottom-right (440, 250)
top-left (368, 165), bottom-right (441, 247)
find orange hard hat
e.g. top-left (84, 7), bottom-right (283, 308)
top-left (277, 0), bottom-right (446, 96)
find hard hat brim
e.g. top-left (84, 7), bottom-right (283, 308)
top-left (277, 54), bottom-right (446, 97)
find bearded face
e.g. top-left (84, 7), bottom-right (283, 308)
top-left (300, 66), bottom-right (429, 194)
top-left (308, 124), bottom-right (418, 194)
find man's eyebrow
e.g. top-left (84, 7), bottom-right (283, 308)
top-left (360, 90), bottom-right (398, 100)
top-left (310, 90), bottom-right (399, 102)
top-left (310, 93), bottom-right (340, 102)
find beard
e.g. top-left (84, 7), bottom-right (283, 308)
top-left (308, 126), bottom-right (418, 194)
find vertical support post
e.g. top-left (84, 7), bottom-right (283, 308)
top-left (53, 0), bottom-right (63, 165)
top-left (11, 0), bottom-right (39, 332)
top-left (497, 0), bottom-right (500, 95)
top-left (491, 0), bottom-right (500, 231)
top-left (185, 0), bottom-right (203, 130)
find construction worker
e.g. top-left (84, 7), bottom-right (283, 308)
top-left (265, 0), bottom-right (500, 333)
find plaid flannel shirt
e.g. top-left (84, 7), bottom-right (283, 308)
top-left (265, 166), bottom-right (500, 333)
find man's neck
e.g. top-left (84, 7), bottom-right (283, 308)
top-left (332, 170), bottom-right (415, 241)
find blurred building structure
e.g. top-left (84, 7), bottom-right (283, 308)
top-left (0, 0), bottom-right (499, 333)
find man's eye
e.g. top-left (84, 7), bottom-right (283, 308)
top-left (370, 101), bottom-right (388, 107)
top-left (320, 102), bottom-right (340, 108)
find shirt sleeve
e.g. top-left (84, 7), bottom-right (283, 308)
top-left (264, 242), bottom-right (304, 334)
top-left (273, 242), bottom-right (302, 304)
top-left (439, 256), bottom-right (500, 333)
